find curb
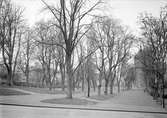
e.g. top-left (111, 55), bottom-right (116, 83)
top-left (0, 103), bottom-right (167, 115)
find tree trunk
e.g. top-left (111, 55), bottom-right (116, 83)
top-left (42, 74), bottom-right (45, 87)
top-left (82, 77), bottom-right (84, 92)
top-left (60, 64), bottom-right (65, 91)
top-left (72, 77), bottom-right (75, 91)
top-left (116, 76), bottom-right (120, 93)
top-left (98, 86), bottom-right (101, 95)
top-left (48, 65), bottom-right (52, 90)
top-left (87, 76), bottom-right (90, 97)
top-left (66, 54), bottom-right (73, 99)
top-left (8, 69), bottom-right (13, 86)
top-left (92, 79), bottom-right (96, 92)
top-left (49, 68), bottom-right (52, 91)
top-left (98, 72), bottom-right (102, 96)
top-left (97, 79), bottom-right (102, 96)
top-left (61, 74), bottom-right (65, 91)
top-left (110, 79), bottom-right (114, 94)
top-left (98, 80), bottom-right (101, 96)
top-left (118, 82), bottom-right (120, 93)
top-left (26, 71), bottom-right (29, 86)
top-left (8, 62), bottom-right (13, 86)
top-left (162, 76), bottom-right (165, 108)
top-left (26, 63), bottom-right (29, 86)
top-left (104, 79), bottom-right (108, 95)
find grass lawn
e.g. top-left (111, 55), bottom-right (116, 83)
top-left (0, 88), bottom-right (30, 96)
top-left (16, 86), bottom-right (83, 95)
top-left (16, 86), bottom-right (66, 94)
top-left (89, 94), bottom-right (115, 101)
top-left (41, 98), bottom-right (97, 105)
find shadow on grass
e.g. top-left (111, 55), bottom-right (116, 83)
top-left (0, 88), bottom-right (30, 96)
top-left (89, 94), bottom-right (115, 101)
top-left (41, 98), bottom-right (97, 105)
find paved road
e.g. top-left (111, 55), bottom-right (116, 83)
top-left (0, 104), bottom-right (167, 118)
top-left (0, 88), bottom-right (167, 118)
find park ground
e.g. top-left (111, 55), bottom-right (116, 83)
top-left (0, 86), bottom-right (167, 118)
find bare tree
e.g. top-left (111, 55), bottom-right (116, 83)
top-left (35, 21), bottom-right (55, 89)
top-left (0, 0), bottom-right (23, 85)
top-left (56, 32), bottom-right (66, 91)
top-left (124, 65), bottom-right (136, 90)
top-left (85, 38), bottom-right (97, 97)
top-left (42, 0), bottom-right (101, 98)
top-left (138, 6), bottom-right (167, 108)
top-left (18, 27), bottom-right (35, 86)
top-left (115, 29), bottom-right (133, 93)
top-left (75, 42), bottom-right (87, 91)
top-left (89, 16), bottom-right (133, 95)
top-left (88, 16), bottom-right (108, 96)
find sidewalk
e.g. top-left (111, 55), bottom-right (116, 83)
top-left (95, 89), bottom-right (167, 113)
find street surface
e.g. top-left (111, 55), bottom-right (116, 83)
top-left (0, 88), bottom-right (167, 118)
top-left (0, 104), bottom-right (167, 118)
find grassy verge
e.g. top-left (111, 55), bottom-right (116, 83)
top-left (0, 88), bottom-right (30, 96)
top-left (89, 94), bottom-right (115, 101)
top-left (41, 98), bottom-right (97, 105)
top-left (16, 86), bottom-right (83, 95)
top-left (16, 86), bottom-right (66, 94)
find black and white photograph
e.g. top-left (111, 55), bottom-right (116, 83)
top-left (0, 0), bottom-right (167, 117)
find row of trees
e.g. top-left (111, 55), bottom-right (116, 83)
top-left (136, 5), bottom-right (167, 108)
top-left (0, 0), bottom-right (23, 86)
top-left (86, 16), bottom-right (134, 95)
top-left (0, 0), bottom-right (134, 99)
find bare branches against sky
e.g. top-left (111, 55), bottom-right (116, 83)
top-left (11, 0), bottom-right (165, 33)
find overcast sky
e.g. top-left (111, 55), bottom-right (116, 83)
top-left (10, 0), bottom-right (167, 64)
top-left (11, 0), bottom-right (166, 35)
top-left (11, 0), bottom-right (166, 36)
